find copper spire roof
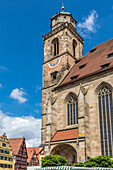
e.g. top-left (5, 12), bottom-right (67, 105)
top-left (59, 38), bottom-right (113, 87)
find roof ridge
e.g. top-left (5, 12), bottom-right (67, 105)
top-left (8, 137), bottom-right (24, 139)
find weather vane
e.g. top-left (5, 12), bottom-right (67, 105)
top-left (61, 2), bottom-right (64, 11)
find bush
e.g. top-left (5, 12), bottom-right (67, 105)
top-left (72, 156), bottom-right (113, 168)
top-left (41, 155), bottom-right (70, 167)
top-left (84, 156), bottom-right (113, 167)
top-left (73, 162), bottom-right (83, 167)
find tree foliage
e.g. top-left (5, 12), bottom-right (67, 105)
top-left (41, 155), bottom-right (70, 167)
top-left (73, 156), bottom-right (113, 168)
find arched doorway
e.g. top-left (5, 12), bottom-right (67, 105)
top-left (50, 144), bottom-right (77, 165)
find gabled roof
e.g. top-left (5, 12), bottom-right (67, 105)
top-left (51, 129), bottom-right (78, 142)
top-left (59, 38), bottom-right (113, 87)
top-left (8, 138), bottom-right (24, 155)
top-left (27, 147), bottom-right (39, 163)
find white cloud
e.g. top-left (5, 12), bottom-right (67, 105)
top-left (0, 66), bottom-right (9, 72)
top-left (0, 83), bottom-right (3, 88)
top-left (10, 88), bottom-right (28, 103)
top-left (78, 10), bottom-right (99, 38)
top-left (0, 110), bottom-right (41, 147)
top-left (35, 85), bottom-right (41, 93)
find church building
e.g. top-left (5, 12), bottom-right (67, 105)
top-left (40, 8), bottom-right (113, 165)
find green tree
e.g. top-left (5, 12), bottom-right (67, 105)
top-left (41, 155), bottom-right (70, 167)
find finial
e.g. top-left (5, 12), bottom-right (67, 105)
top-left (61, 3), bottom-right (64, 11)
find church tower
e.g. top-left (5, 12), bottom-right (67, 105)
top-left (43, 9), bottom-right (84, 89)
top-left (41, 8), bottom-right (84, 158)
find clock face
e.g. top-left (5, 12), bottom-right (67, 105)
top-left (48, 58), bottom-right (61, 70)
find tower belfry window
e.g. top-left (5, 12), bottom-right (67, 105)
top-left (52, 38), bottom-right (59, 56)
top-left (73, 40), bottom-right (77, 57)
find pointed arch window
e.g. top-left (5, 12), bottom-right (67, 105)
top-left (98, 86), bottom-right (113, 157)
top-left (73, 40), bottom-right (77, 57)
top-left (52, 38), bottom-right (59, 56)
top-left (67, 95), bottom-right (78, 125)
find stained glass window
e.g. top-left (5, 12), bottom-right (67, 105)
top-left (98, 86), bottom-right (113, 157)
top-left (67, 96), bottom-right (78, 125)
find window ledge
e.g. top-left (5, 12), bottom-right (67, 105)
top-left (65, 124), bottom-right (78, 129)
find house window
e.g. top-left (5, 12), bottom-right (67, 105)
top-left (67, 96), bottom-right (78, 125)
top-left (98, 86), bottom-right (113, 156)
top-left (2, 143), bottom-right (6, 147)
top-left (73, 40), bottom-right (77, 57)
top-left (52, 38), bottom-right (59, 56)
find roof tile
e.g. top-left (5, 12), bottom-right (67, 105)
top-left (60, 38), bottom-right (113, 86)
top-left (8, 138), bottom-right (24, 155)
top-left (27, 147), bottom-right (39, 163)
top-left (51, 129), bottom-right (78, 142)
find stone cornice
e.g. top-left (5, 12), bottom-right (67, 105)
top-left (43, 50), bottom-right (75, 65)
top-left (43, 22), bottom-right (84, 43)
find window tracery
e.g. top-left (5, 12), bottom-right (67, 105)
top-left (67, 95), bottom-right (78, 125)
top-left (98, 86), bottom-right (113, 156)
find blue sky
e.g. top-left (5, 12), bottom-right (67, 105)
top-left (0, 0), bottom-right (113, 146)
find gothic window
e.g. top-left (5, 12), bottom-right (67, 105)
top-left (98, 86), bottom-right (113, 156)
top-left (52, 38), bottom-right (59, 56)
top-left (73, 40), bottom-right (77, 57)
top-left (67, 95), bottom-right (78, 125)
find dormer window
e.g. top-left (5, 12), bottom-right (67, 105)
top-left (101, 63), bottom-right (110, 70)
top-left (73, 40), bottom-right (77, 57)
top-left (71, 75), bottom-right (79, 80)
top-left (79, 64), bottom-right (87, 69)
top-left (108, 53), bottom-right (113, 58)
top-left (52, 38), bottom-right (59, 56)
top-left (90, 48), bottom-right (96, 53)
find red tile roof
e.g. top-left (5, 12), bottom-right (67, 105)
top-left (8, 138), bottom-right (24, 155)
top-left (59, 38), bottom-right (113, 86)
top-left (51, 129), bottom-right (78, 142)
top-left (27, 147), bottom-right (39, 163)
